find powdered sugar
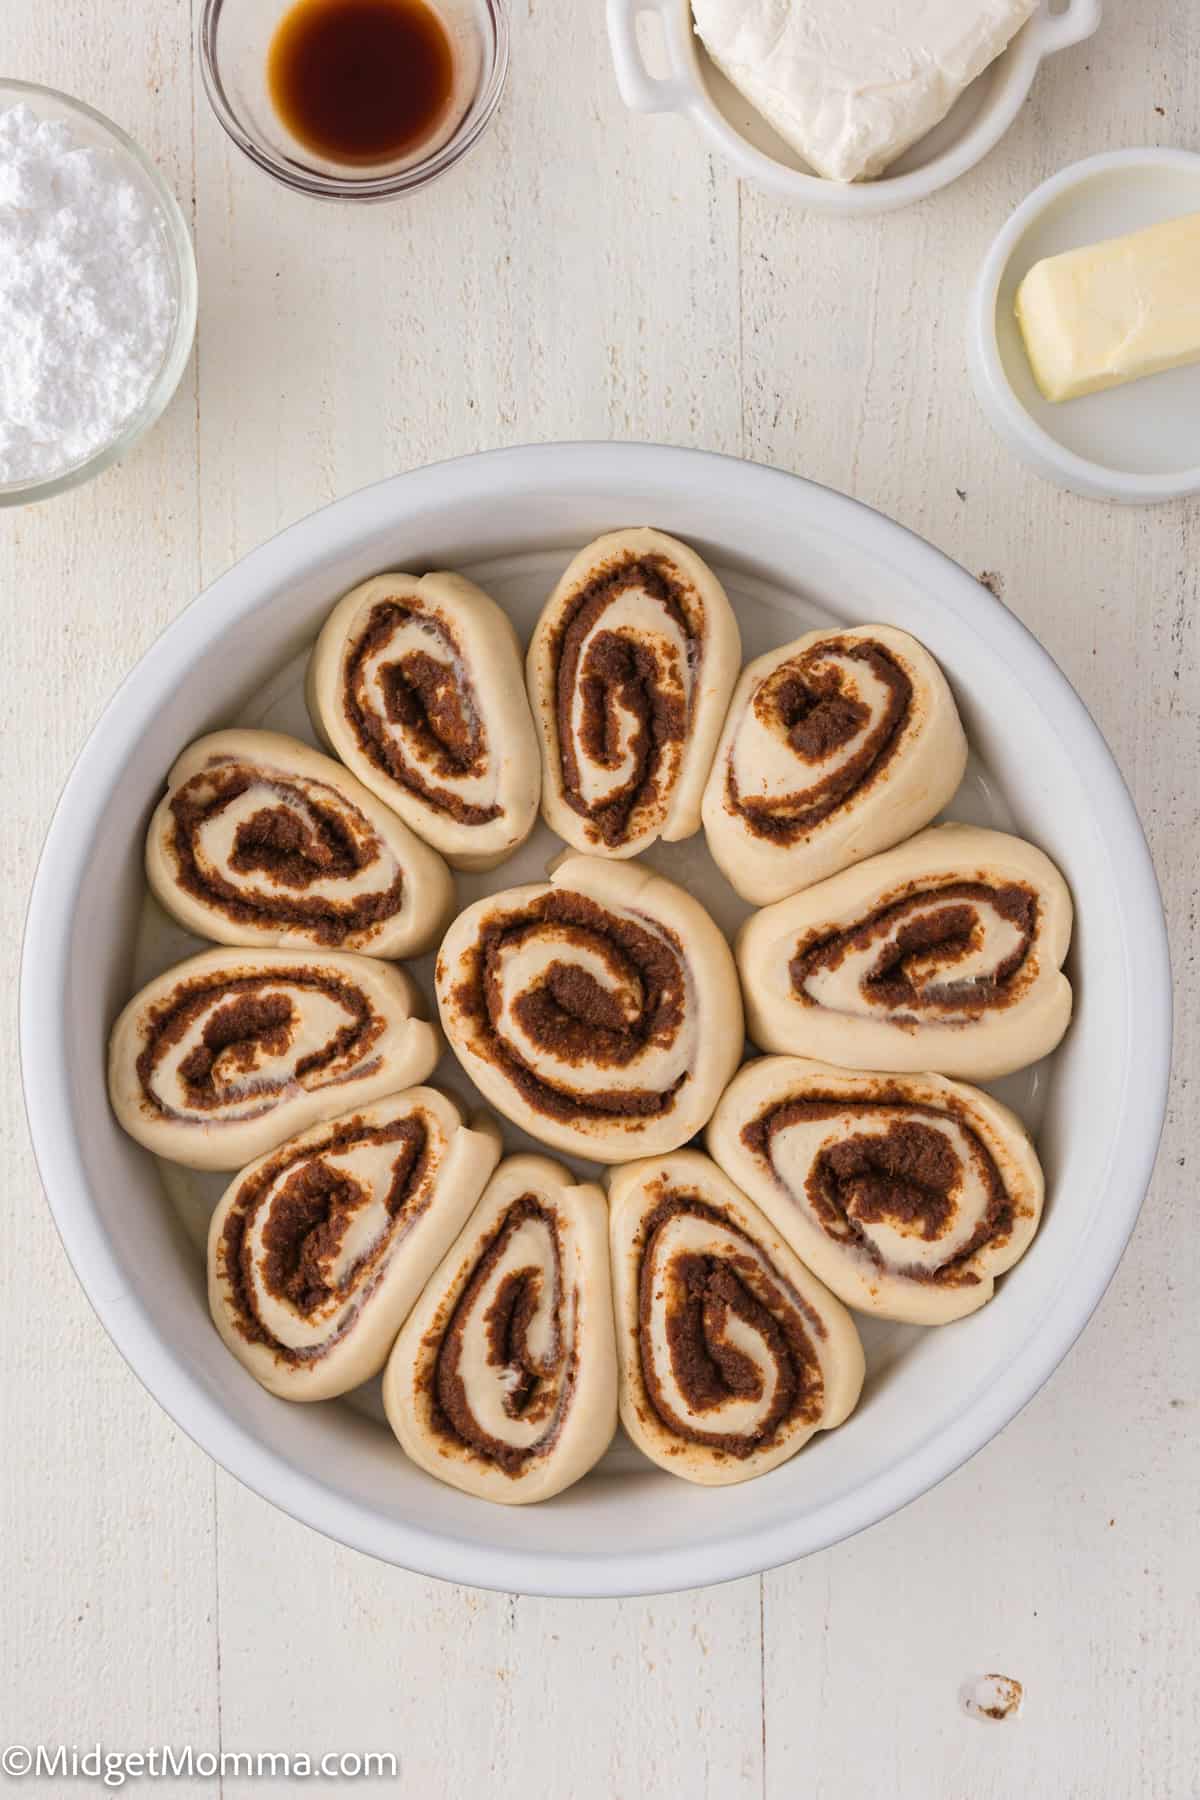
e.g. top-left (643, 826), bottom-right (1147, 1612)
top-left (0, 102), bottom-right (177, 485)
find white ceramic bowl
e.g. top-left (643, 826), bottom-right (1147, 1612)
top-left (969, 148), bottom-right (1200, 503)
top-left (21, 444), bottom-right (1170, 1597)
top-left (606, 0), bottom-right (1101, 213)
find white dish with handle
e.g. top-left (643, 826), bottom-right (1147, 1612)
top-left (20, 442), bottom-right (1169, 1596)
top-left (606, 0), bottom-right (1102, 213)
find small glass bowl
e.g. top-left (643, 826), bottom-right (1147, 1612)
top-left (0, 81), bottom-right (198, 509)
top-left (199, 0), bottom-right (509, 200)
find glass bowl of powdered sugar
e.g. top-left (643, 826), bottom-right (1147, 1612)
top-left (0, 81), bottom-right (197, 506)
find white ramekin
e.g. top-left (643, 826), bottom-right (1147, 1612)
top-left (969, 147), bottom-right (1200, 503)
top-left (20, 443), bottom-right (1170, 1597)
top-left (607, 0), bottom-right (1102, 213)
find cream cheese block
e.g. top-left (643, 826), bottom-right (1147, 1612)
top-left (691, 0), bottom-right (1037, 183)
top-left (1015, 212), bottom-right (1200, 402)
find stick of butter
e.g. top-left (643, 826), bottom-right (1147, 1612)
top-left (1014, 212), bottom-right (1200, 403)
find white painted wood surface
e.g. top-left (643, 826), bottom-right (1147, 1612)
top-left (2, 0), bottom-right (1197, 1793)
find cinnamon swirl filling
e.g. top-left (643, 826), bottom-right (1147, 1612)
top-left (735, 825), bottom-right (1073, 1080)
top-left (219, 1111), bottom-right (429, 1366)
top-left (727, 638), bottom-right (913, 842)
top-left (146, 732), bottom-right (455, 959)
top-left (164, 760), bottom-right (406, 946)
top-left (110, 948), bottom-right (440, 1170)
top-left (636, 1190), bottom-right (826, 1458)
top-left (707, 1057), bottom-right (1045, 1325)
top-left (609, 1150), bottom-right (864, 1483)
top-left (550, 553), bottom-right (694, 848)
top-left (136, 966), bottom-right (384, 1122)
top-left (703, 626), bottom-right (968, 908)
top-left (308, 571), bottom-right (541, 870)
top-left (343, 600), bottom-right (499, 826)
top-left (790, 880), bottom-right (1039, 1018)
top-left (436, 858), bottom-right (743, 1162)
top-left (429, 1195), bottom-right (576, 1475)
top-left (384, 1154), bottom-right (617, 1502)
top-left (742, 1096), bottom-right (1013, 1288)
top-left (528, 529), bottom-right (741, 859)
top-left (207, 1086), bottom-right (502, 1399)
top-left (445, 889), bottom-right (689, 1125)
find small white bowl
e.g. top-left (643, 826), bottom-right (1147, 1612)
top-left (0, 81), bottom-right (197, 507)
top-left (969, 148), bottom-right (1200, 503)
top-left (606, 0), bottom-right (1101, 213)
top-left (20, 444), bottom-right (1171, 1596)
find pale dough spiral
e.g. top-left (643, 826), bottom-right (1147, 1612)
top-left (736, 823), bottom-right (1073, 1080)
top-left (307, 570), bottom-right (541, 871)
top-left (608, 1150), bottom-right (864, 1485)
top-left (146, 729), bottom-right (455, 958)
top-left (702, 624), bottom-right (967, 904)
top-left (707, 1057), bottom-right (1045, 1325)
top-left (208, 1087), bottom-right (502, 1400)
top-left (384, 1155), bottom-right (617, 1504)
top-left (108, 947), bottom-right (440, 1170)
top-left (435, 854), bottom-right (744, 1161)
top-left (527, 529), bottom-right (741, 857)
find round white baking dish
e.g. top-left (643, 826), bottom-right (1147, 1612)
top-left (606, 0), bottom-right (1102, 213)
top-left (20, 443), bottom-right (1169, 1597)
top-left (969, 147), bottom-right (1200, 503)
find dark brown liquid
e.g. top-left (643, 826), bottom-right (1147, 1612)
top-left (267, 0), bottom-right (455, 165)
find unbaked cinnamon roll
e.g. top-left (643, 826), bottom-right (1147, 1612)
top-left (109, 948), bottom-right (440, 1170)
top-left (609, 1150), bottom-right (864, 1484)
top-left (701, 625), bottom-right (967, 904)
top-left (384, 1154), bottom-right (617, 1503)
top-left (307, 571), bottom-right (540, 871)
top-left (737, 824), bottom-right (1073, 1080)
top-left (526, 529), bottom-right (741, 857)
top-left (707, 1057), bottom-right (1045, 1325)
top-left (208, 1087), bottom-right (501, 1400)
top-left (146, 729), bottom-right (455, 958)
top-left (435, 854), bottom-right (744, 1161)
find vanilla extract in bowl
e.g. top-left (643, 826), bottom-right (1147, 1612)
top-left (268, 0), bottom-right (456, 164)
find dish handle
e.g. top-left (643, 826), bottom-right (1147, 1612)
top-left (1031, 0), bottom-right (1103, 54)
top-left (606, 0), bottom-right (693, 114)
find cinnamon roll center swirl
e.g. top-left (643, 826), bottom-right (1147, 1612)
top-left (552, 554), bottom-right (695, 846)
top-left (791, 880), bottom-right (1038, 1017)
top-left (137, 969), bottom-right (383, 1118)
top-left (743, 1098), bottom-right (1014, 1286)
top-left (229, 805), bottom-right (359, 884)
top-left (638, 1194), bottom-right (825, 1458)
top-left (221, 1114), bottom-right (429, 1363)
top-left (431, 1197), bottom-right (577, 1474)
top-left (343, 600), bottom-right (500, 824)
top-left (167, 763), bottom-right (404, 945)
top-left (728, 640), bottom-right (912, 842)
top-left (447, 891), bottom-right (689, 1122)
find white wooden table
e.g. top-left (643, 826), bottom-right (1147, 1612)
top-left (3, 2), bottom-right (1197, 1793)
